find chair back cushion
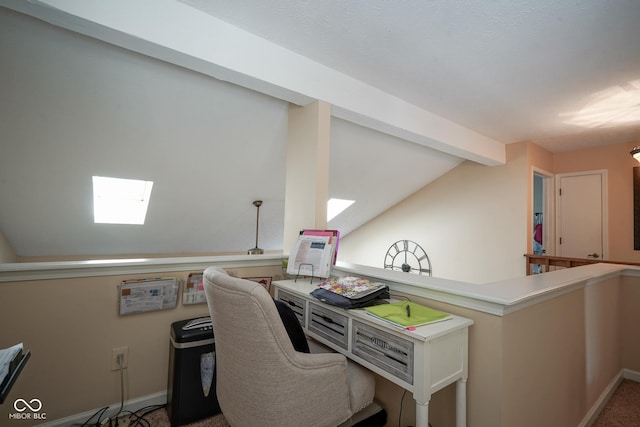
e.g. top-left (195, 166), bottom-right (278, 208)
top-left (203, 267), bottom-right (354, 427)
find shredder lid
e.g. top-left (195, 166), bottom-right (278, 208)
top-left (171, 316), bottom-right (214, 343)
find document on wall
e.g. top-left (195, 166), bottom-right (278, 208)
top-left (287, 234), bottom-right (333, 278)
top-left (119, 277), bottom-right (179, 315)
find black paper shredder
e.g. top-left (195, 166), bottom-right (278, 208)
top-left (167, 316), bottom-right (221, 426)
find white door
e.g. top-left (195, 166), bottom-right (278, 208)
top-left (556, 171), bottom-right (607, 259)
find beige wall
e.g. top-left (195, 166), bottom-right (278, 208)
top-left (499, 274), bottom-right (632, 427)
top-left (340, 139), bottom-right (640, 282)
top-left (2, 263), bottom-right (639, 426)
top-left (339, 142), bottom-right (529, 284)
top-left (502, 290), bottom-right (588, 426)
top-left (0, 265), bottom-right (284, 424)
top-left (620, 274), bottom-right (640, 372)
top-left (554, 140), bottom-right (640, 263)
top-left (372, 271), bottom-right (640, 427)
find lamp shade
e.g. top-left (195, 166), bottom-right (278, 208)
top-left (632, 147), bottom-right (640, 162)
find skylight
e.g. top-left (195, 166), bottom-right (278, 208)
top-left (92, 176), bottom-right (153, 225)
top-left (327, 198), bottom-right (355, 221)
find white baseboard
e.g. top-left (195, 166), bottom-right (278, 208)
top-left (37, 391), bottom-right (168, 427)
top-left (579, 368), bottom-right (640, 427)
top-left (623, 368), bottom-right (640, 383)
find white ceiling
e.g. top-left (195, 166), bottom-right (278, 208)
top-left (1, 1), bottom-right (639, 259)
top-left (183, 0), bottom-right (640, 152)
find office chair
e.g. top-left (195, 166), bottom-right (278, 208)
top-left (203, 267), bottom-right (378, 427)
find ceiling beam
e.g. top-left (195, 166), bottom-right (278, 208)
top-left (1, 0), bottom-right (506, 166)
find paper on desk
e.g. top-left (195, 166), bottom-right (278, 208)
top-left (364, 302), bottom-right (451, 328)
top-left (287, 235), bottom-right (333, 278)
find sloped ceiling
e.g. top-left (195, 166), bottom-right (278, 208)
top-left (1, 1), bottom-right (639, 259)
top-left (183, 0), bottom-right (640, 152)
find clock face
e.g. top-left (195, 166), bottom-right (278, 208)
top-left (384, 240), bottom-right (431, 275)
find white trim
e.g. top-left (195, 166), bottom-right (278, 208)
top-left (623, 368), bottom-right (640, 382)
top-left (0, 254), bottom-right (284, 282)
top-left (2, 256), bottom-right (638, 317)
top-left (38, 391), bottom-right (167, 427)
top-left (531, 166), bottom-right (555, 257)
top-left (334, 261), bottom-right (639, 316)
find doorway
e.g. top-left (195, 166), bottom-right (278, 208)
top-left (532, 169), bottom-right (554, 273)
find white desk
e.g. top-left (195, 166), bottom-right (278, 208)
top-left (273, 279), bottom-right (474, 427)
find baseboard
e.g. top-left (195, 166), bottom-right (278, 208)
top-left (37, 391), bottom-right (167, 427)
top-left (578, 368), bottom-right (640, 427)
top-left (623, 368), bottom-right (640, 383)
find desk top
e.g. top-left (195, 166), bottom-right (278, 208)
top-left (274, 279), bottom-right (474, 342)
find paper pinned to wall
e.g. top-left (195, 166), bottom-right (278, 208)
top-left (119, 277), bottom-right (179, 315)
top-left (183, 273), bottom-right (207, 305)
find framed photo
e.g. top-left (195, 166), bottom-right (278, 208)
top-left (244, 276), bottom-right (272, 292)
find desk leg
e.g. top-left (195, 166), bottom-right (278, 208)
top-left (456, 378), bottom-right (467, 427)
top-left (416, 400), bottom-right (429, 427)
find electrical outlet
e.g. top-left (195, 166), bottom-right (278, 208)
top-left (115, 418), bottom-right (130, 427)
top-left (111, 346), bottom-right (128, 371)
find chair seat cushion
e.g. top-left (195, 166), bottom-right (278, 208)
top-left (346, 359), bottom-right (376, 413)
top-left (308, 338), bottom-right (375, 414)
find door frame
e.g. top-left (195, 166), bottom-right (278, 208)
top-left (532, 167), bottom-right (555, 256)
top-left (555, 169), bottom-right (608, 259)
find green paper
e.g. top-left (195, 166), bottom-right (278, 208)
top-left (364, 301), bottom-right (450, 327)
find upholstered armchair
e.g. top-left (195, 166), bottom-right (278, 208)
top-left (203, 266), bottom-right (377, 427)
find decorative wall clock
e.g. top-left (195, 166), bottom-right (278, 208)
top-left (384, 240), bottom-right (432, 276)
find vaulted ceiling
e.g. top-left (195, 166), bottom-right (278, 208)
top-left (1, 1), bottom-right (639, 259)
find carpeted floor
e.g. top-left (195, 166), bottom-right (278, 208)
top-left (121, 407), bottom-right (229, 427)
top-left (592, 379), bottom-right (640, 427)
top-left (124, 379), bottom-right (639, 426)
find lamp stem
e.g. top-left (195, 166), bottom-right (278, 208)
top-left (254, 202), bottom-right (260, 248)
top-left (248, 200), bottom-right (264, 255)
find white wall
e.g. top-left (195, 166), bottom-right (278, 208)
top-left (339, 143), bottom-right (528, 283)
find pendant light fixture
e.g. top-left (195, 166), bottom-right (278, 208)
top-left (248, 200), bottom-right (264, 255)
top-left (631, 147), bottom-right (640, 162)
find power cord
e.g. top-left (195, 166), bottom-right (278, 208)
top-left (72, 406), bottom-right (109, 426)
top-left (71, 361), bottom-right (166, 427)
top-left (398, 388), bottom-right (433, 427)
top-left (398, 389), bottom-right (407, 427)
top-left (127, 404), bottom-right (166, 427)
top-left (114, 354), bottom-right (125, 424)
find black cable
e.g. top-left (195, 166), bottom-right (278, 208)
top-left (389, 293), bottom-right (411, 301)
top-left (129, 404), bottom-right (166, 427)
top-left (115, 360), bottom-right (125, 420)
top-left (398, 389), bottom-right (407, 427)
top-left (71, 406), bottom-right (109, 427)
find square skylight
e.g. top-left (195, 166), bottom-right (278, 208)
top-left (327, 198), bottom-right (355, 221)
top-left (92, 176), bottom-right (153, 224)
